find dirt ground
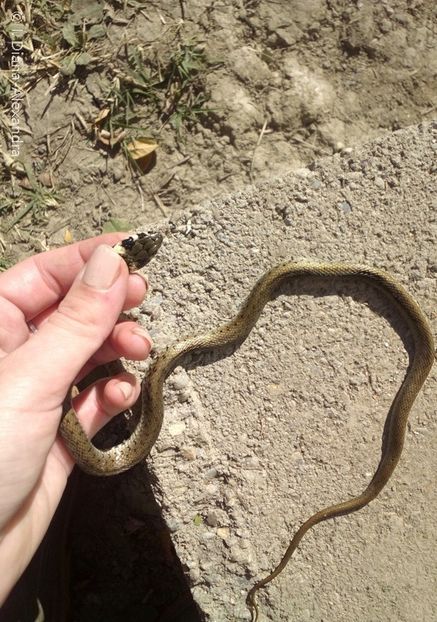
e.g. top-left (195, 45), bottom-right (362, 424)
top-left (0, 1), bottom-right (436, 621)
top-left (1, 0), bottom-right (436, 260)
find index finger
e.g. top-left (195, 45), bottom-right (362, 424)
top-left (0, 233), bottom-right (128, 320)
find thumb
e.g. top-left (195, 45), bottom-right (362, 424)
top-left (16, 244), bottom-right (130, 408)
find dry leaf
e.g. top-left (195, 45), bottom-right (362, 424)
top-left (94, 108), bottom-right (110, 125)
top-left (18, 177), bottom-right (32, 189)
top-left (64, 229), bottom-right (74, 244)
top-left (125, 137), bottom-right (158, 172)
top-left (126, 137), bottom-right (158, 161)
top-left (38, 171), bottom-right (53, 187)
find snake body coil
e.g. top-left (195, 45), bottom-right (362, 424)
top-left (60, 244), bottom-right (435, 619)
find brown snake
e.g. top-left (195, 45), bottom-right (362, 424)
top-left (60, 233), bottom-right (435, 620)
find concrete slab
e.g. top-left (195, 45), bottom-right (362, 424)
top-left (139, 122), bottom-right (436, 621)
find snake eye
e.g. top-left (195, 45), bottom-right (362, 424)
top-left (121, 236), bottom-right (135, 250)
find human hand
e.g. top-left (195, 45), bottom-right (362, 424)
top-left (0, 234), bottom-right (152, 603)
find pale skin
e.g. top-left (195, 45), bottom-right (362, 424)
top-left (0, 234), bottom-right (152, 604)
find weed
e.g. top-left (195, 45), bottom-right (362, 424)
top-left (0, 158), bottom-right (58, 232)
top-left (101, 39), bottom-right (211, 140)
top-left (0, 2), bottom-right (216, 234)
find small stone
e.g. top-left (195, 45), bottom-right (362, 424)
top-left (166, 518), bottom-right (182, 532)
top-left (310, 178), bottom-right (322, 190)
top-left (199, 559), bottom-right (215, 571)
top-left (112, 161), bottom-right (125, 182)
top-left (171, 371), bottom-right (190, 391)
top-left (229, 544), bottom-right (252, 564)
top-left (200, 531), bottom-right (216, 542)
top-left (189, 567), bottom-right (201, 583)
top-left (284, 213), bottom-right (293, 226)
top-left (374, 176), bottom-right (385, 189)
top-left (223, 490), bottom-right (238, 507)
top-left (149, 305), bottom-right (162, 320)
top-left (379, 18), bottom-right (391, 33)
top-left (204, 467), bottom-right (219, 480)
top-left (338, 200), bottom-right (352, 213)
top-left (128, 307), bottom-right (140, 319)
top-left (294, 193), bottom-right (309, 203)
top-left (241, 456), bottom-right (261, 469)
top-left (168, 421), bottom-right (186, 436)
top-left (205, 510), bottom-right (219, 527)
top-left (177, 389), bottom-right (191, 403)
top-left (217, 527), bottom-right (230, 540)
top-left (204, 483), bottom-right (219, 496)
top-left (274, 23), bottom-right (302, 46)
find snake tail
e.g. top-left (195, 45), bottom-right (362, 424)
top-left (242, 265), bottom-right (434, 619)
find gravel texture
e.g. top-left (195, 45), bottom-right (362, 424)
top-left (139, 122), bottom-right (437, 621)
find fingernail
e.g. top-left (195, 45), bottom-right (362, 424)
top-left (118, 381), bottom-right (134, 400)
top-left (132, 327), bottom-right (153, 350)
top-left (82, 245), bottom-right (122, 290)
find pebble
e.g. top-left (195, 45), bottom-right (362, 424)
top-left (191, 586), bottom-right (213, 606)
top-left (200, 530), bottom-right (216, 542)
top-left (374, 176), bottom-right (385, 189)
top-left (189, 567), bottom-right (201, 583)
top-left (166, 518), bottom-right (182, 533)
top-left (168, 421), bottom-right (186, 436)
top-left (111, 161), bottom-right (125, 182)
top-left (177, 389), bottom-right (191, 403)
top-left (170, 371), bottom-right (190, 391)
top-left (204, 467), bottom-right (219, 480)
top-left (199, 558), bottom-right (216, 571)
top-left (128, 307), bottom-right (140, 319)
top-left (338, 200), bottom-right (352, 213)
top-left (379, 18), bottom-right (392, 33)
top-left (217, 527), bottom-right (230, 540)
top-left (206, 510), bottom-right (220, 527)
top-left (204, 483), bottom-right (220, 496)
top-left (241, 456), bottom-right (261, 469)
top-left (294, 193), bottom-right (309, 203)
top-left (283, 212), bottom-right (293, 226)
top-left (229, 544), bottom-right (252, 564)
top-left (310, 178), bottom-right (322, 190)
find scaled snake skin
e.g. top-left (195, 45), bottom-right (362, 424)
top-left (60, 233), bottom-right (435, 620)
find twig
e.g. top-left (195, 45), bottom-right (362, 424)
top-left (249, 119), bottom-right (268, 183)
top-left (179, 0), bottom-right (186, 20)
top-left (153, 193), bottom-right (169, 217)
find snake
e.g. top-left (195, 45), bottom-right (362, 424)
top-left (59, 232), bottom-right (435, 620)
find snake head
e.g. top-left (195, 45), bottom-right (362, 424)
top-left (114, 231), bottom-right (163, 272)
